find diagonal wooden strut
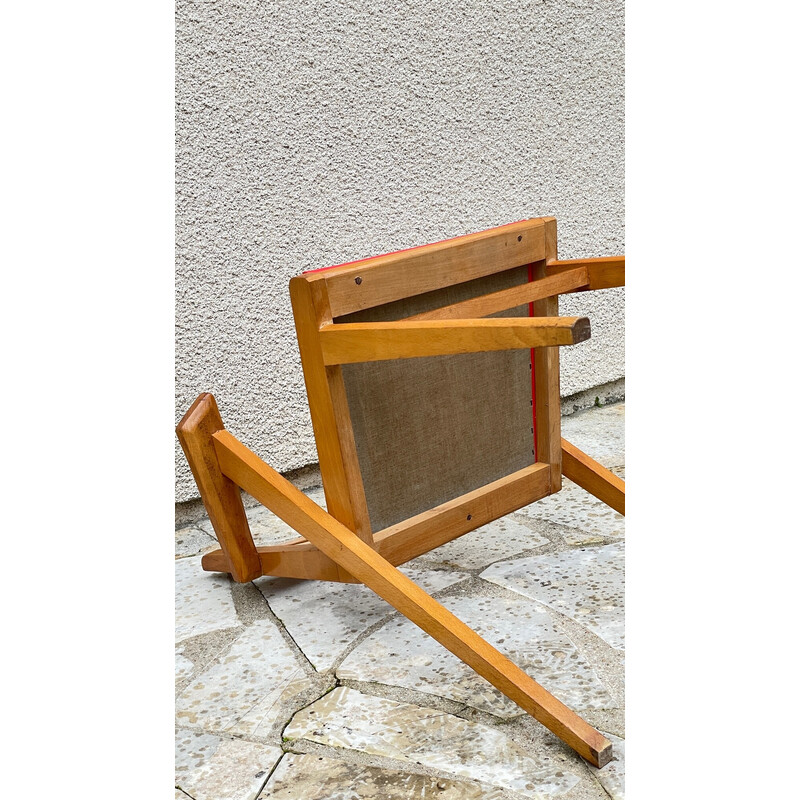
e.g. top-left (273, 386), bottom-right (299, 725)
top-left (213, 426), bottom-right (613, 768)
top-left (545, 256), bottom-right (625, 292)
top-left (404, 267), bottom-right (590, 321)
top-left (561, 438), bottom-right (625, 515)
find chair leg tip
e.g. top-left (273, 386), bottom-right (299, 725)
top-left (593, 741), bottom-right (613, 768)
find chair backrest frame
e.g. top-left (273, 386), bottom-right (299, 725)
top-left (289, 217), bottom-right (563, 562)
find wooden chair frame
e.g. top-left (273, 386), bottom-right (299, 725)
top-left (177, 217), bottom-right (625, 768)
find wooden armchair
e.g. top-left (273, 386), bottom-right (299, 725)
top-left (177, 217), bottom-right (625, 767)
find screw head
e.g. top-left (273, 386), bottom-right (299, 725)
top-left (355, 276), bottom-right (362, 285)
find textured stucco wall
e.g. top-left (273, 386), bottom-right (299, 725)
top-left (175, 0), bottom-right (624, 503)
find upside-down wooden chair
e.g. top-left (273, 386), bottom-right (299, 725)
top-left (177, 217), bottom-right (625, 767)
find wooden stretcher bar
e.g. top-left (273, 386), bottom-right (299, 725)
top-left (319, 316), bottom-right (591, 365)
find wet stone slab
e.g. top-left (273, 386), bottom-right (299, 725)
top-left (589, 732), bottom-right (624, 799)
top-left (176, 556), bottom-right (240, 644)
top-left (481, 541), bottom-right (625, 651)
top-left (338, 593), bottom-right (613, 717)
top-left (175, 728), bottom-right (282, 800)
top-left (255, 565), bottom-right (468, 671)
top-left (561, 404), bottom-right (625, 469)
top-left (176, 619), bottom-right (314, 737)
top-left (517, 477), bottom-right (625, 543)
top-left (415, 516), bottom-right (549, 571)
top-left (259, 753), bottom-right (507, 799)
top-left (285, 687), bottom-right (582, 798)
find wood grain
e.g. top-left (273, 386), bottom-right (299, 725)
top-left (290, 276), bottom-right (374, 552)
top-left (535, 218), bottom-right (564, 490)
top-left (372, 463), bottom-right (551, 563)
top-left (202, 543), bottom-right (358, 582)
top-left (311, 219), bottom-right (547, 317)
top-left (319, 317), bottom-right (591, 365)
top-left (404, 267), bottom-right (589, 321)
top-left (561, 438), bottom-right (625, 515)
top-left (545, 256), bottom-right (625, 291)
top-left (176, 393), bottom-right (261, 583)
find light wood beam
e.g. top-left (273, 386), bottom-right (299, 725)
top-left (202, 543), bottom-right (359, 583)
top-left (290, 277), bottom-right (374, 552)
top-left (545, 256), bottom-right (624, 291)
top-left (561, 438), bottom-right (625, 515)
top-left (175, 394), bottom-right (261, 583)
top-left (373, 463), bottom-right (551, 563)
top-left (536, 221), bottom-right (564, 491)
top-left (319, 317), bottom-right (591, 365)
top-left (405, 267), bottom-right (589, 321)
top-left (312, 219), bottom-right (548, 317)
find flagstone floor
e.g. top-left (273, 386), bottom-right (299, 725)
top-left (175, 402), bottom-right (625, 800)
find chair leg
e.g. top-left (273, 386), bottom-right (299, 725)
top-left (561, 437), bottom-right (625, 515)
top-left (213, 427), bottom-right (613, 767)
top-left (176, 394), bottom-right (262, 582)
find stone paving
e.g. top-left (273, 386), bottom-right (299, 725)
top-left (175, 402), bottom-right (625, 799)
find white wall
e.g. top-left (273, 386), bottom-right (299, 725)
top-left (175, 0), bottom-right (624, 503)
